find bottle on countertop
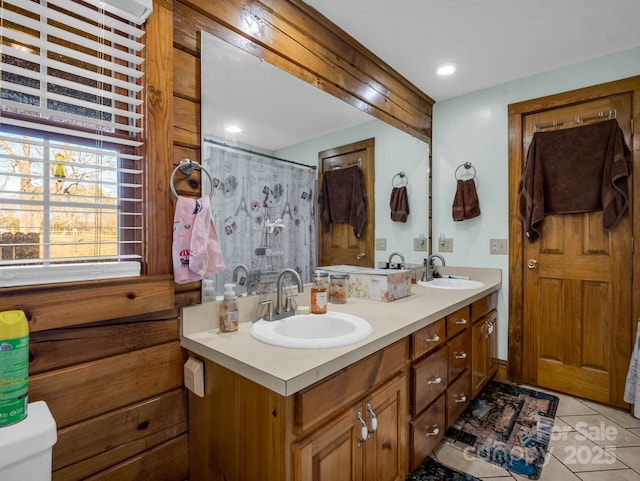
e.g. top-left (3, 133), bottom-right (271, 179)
top-left (310, 272), bottom-right (328, 314)
top-left (219, 283), bottom-right (239, 332)
top-left (202, 279), bottom-right (216, 303)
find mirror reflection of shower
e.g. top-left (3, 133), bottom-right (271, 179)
top-left (200, 30), bottom-right (430, 299)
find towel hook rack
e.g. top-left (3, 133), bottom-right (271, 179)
top-left (392, 171), bottom-right (408, 187)
top-left (454, 162), bottom-right (476, 181)
top-left (170, 159), bottom-right (214, 199)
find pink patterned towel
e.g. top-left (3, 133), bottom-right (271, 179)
top-left (172, 195), bottom-right (225, 284)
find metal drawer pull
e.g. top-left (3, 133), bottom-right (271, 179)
top-left (356, 410), bottom-right (368, 447)
top-left (454, 351), bottom-right (467, 360)
top-left (455, 318), bottom-right (467, 325)
top-left (426, 334), bottom-right (440, 343)
top-left (366, 403), bottom-right (378, 434)
top-left (427, 376), bottom-right (442, 385)
top-left (425, 426), bottom-right (440, 437)
top-left (455, 395), bottom-right (467, 403)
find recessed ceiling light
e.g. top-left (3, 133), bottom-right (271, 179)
top-left (225, 125), bottom-right (243, 134)
top-left (435, 62), bottom-right (459, 77)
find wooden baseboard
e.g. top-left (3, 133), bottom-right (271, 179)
top-left (495, 359), bottom-right (508, 382)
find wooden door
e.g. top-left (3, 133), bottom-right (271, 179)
top-left (363, 375), bottom-right (407, 481)
top-left (520, 95), bottom-right (633, 407)
top-left (318, 138), bottom-right (375, 267)
top-left (294, 401), bottom-right (363, 481)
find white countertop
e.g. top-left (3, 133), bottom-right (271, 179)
top-left (181, 266), bottom-right (501, 397)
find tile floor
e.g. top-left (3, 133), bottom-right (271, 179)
top-left (431, 386), bottom-right (640, 480)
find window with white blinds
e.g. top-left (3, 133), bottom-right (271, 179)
top-left (0, 0), bottom-right (146, 287)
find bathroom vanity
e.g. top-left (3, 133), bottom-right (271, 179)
top-left (181, 267), bottom-right (500, 481)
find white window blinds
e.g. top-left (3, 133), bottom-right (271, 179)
top-left (0, 0), bottom-right (146, 287)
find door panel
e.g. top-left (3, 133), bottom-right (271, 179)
top-left (318, 139), bottom-right (375, 267)
top-left (521, 94), bottom-right (633, 407)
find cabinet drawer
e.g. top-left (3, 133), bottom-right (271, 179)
top-left (295, 338), bottom-right (408, 433)
top-left (447, 370), bottom-right (470, 428)
top-left (446, 305), bottom-right (470, 338)
top-left (471, 291), bottom-right (498, 322)
top-left (410, 394), bottom-right (445, 471)
top-left (411, 318), bottom-right (445, 361)
top-left (412, 346), bottom-right (448, 416)
top-left (447, 329), bottom-right (470, 382)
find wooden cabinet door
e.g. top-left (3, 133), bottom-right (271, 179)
top-left (294, 401), bottom-right (363, 481)
top-left (471, 310), bottom-right (498, 398)
top-left (363, 375), bottom-right (407, 481)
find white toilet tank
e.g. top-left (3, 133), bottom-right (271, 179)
top-left (0, 401), bottom-right (57, 481)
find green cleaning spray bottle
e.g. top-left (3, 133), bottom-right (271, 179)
top-left (0, 310), bottom-right (29, 427)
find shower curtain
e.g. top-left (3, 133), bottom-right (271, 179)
top-left (203, 141), bottom-right (317, 295)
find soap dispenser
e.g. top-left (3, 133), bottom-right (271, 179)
top-left (219, 283), bottom-right (239, 332)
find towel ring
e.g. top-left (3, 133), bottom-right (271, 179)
top-left (392, 171), bottom-right (408, 187)
top-left (170, 159), bottom-right (214, 199)
top-left (455, 162), bottom-right (476, 181)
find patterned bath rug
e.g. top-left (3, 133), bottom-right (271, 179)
top-left (406, 456), bottom-right (482, 481)
top-left (442, 380), bottom-right (559, 480)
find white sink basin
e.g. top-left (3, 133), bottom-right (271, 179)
top-left (417, 278), bottom-right (484, 290)
top-left (250, 312), bottom-right (373, 349)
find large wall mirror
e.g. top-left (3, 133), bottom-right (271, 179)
top-left (200, 31), bottom-right (430, 298)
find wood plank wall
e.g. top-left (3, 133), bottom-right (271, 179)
top-left (0, 1), bottom-right (433, 480)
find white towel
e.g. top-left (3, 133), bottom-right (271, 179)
top-left (624, 319), bottom-right (640, 418)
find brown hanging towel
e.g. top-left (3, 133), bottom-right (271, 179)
top-left (318, 165), bottom-right (368, 238)
top-left (519, 118), bottom-right (631, 241)
top-left (390, 186), bottom-right (409, 222)
top-left (452, 179), bottom-right (481, 221)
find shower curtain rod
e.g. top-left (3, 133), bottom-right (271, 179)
top-left (203, 137), bottom-right (317, 170)
top-left (534, 109), bottom-right (617, 132)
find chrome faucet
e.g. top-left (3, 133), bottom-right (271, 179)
top-left (422, 254), bottom-right (445, 282)
top-left (275, 268), bottom-right (304, 318)
top-left (387, 252), bottom-right (405, 269)
top-left (232, 264), bottom-right (250, 292)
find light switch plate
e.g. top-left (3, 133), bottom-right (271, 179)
top-left (490, 238), bottom-right (508, 255)
top-left (413, 238), bottom-right (427, 251)
top-left (438, 238), bottom-right (453, 253)
top-left (184, 357), bottom-right (205, 397)
top-left (375, 238), bottom-right (387, 250)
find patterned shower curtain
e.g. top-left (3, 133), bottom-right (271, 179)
top-left (203, 141), bottom-right (317, 296)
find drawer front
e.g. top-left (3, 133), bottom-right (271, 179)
top-left (296, 338), bottom-right (408, 433)
top-left (447, 370), bottom-right (471, 428)
top-left (446, 305), bottom-right (470, 339)
top-left (471, 291), bottom-right (498, 322)
top-left (411, 318), bottom-right (446, 361)
top-left (410, 394), bottom-right (446, 471)
top-left (447, 329), bottom-right (470, 382)
top-left (412, 346), bottom-right (448, 416)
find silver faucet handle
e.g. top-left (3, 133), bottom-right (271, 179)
top-left (259, 299), bottom-right (275, 321)
top-left (284, 295), bottom-right (296, 313)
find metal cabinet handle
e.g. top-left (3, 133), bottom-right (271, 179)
top-left (426, 335), bottom-right (440, 343)
top-left (366, 403), bottom-right (378, 434)
top-left (356, 252), bottom-right (366, 260)
top-left (454, 395), bottom-right (468, 403)
top-left (425, 426), bottom-right (440, 437)
top-left (454, 351), bottom-right (467, 360)
top-left (528, 259), bottom-right (538, 269)
top-left (356, 410), bottom-right (368, 447)
top-left (455, 318), bottom-right (468, 325)
top-left (427, 376), bottom-right (442, 385)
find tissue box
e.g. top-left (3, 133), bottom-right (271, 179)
top-left (349, 269), bottom-right (412, 302)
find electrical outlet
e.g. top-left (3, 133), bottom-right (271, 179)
top-left (413, 237), bottom-right (427, 251)
top-left (375, 238), bottom-right (387, 250)
top-left (439, 238), bottom-right (453, 253)
top-left (490, 238), bottom-right (508, 255)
